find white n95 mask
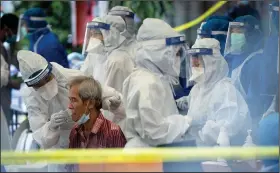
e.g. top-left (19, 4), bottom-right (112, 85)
top-left (86, 37), bottom-right (105, 54)
top-left (189, 67), bottom-right (204, 83)
top-left (37, 78), bottom-right (58, 100)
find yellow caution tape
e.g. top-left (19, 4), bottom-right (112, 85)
top-left (174, 1), bottom-right (227, 32)
top-left (1, 147), bottom-right (279, 165)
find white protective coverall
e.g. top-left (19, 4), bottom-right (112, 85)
top-left (17, 50), bottom-right (124, 171)
top-left (102, 15), bottom-right (134, 93)
top-left (81, 15), bottom-right (134, 94)
top-left (185, 38), bottom-right (250, 146)
top-left (80, 17), bottom-right (108, 85)
top-left (122, 18), bottom-right (192, 148)
top-left (108, 6), bottom-right (139, 61)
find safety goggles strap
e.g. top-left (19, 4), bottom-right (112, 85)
top-left (24, 63), bottom-right (52, 87)
top-left (109, 10), bottom-right (135, 18)
top-left (187, 48), bottom-right (213, 56)
top-left (87, 22), bottom-right (110, 30)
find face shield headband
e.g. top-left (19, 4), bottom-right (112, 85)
top-left (16, 14), bottom-right (47, 42)
top-left (197, 29), bottom-right (227, 38)
top-left (81, 21), bottom-right (110, 56)
top-left (108, 10), bottom-right (135, 19)
top-left (24, 63), bottom-right (53, 87)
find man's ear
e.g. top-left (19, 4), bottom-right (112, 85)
top-left (88, 100), bottom-right (95, 109)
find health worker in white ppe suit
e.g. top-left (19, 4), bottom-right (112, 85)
top-left (176, 38), bottom-right (250, 146)
top-left (80, 17), bottom-right (107, 84)
top-left (18, 50), bottom-right (123, 172)
top-left (108, 6), bottom-right (138, 60)
top-left (81, 15), bottom-right (134, 94)
top-left (122, 18), bottom-right (192, 148)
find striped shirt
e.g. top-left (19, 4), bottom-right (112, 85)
top-left (69, 113), bottom-right (126, 149)
top-left (67, 113), bottom-right (126, 172)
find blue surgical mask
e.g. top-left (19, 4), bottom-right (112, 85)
top-left (77, 113), bottom-right (90, 125)
top-left (230, 33), bottom-right (246, 53)
top-left (6, 35), bottom-right (17, 43)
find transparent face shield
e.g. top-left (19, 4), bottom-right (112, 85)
top-left (165, 36), bottom-right (189, 81)
top-left (224, 22), bottom-right (247, 56)
top-left (186, 48), bottom-right (213, 82)
top-left (269, 4), bottom-right (279, 35)
top-left (141, 35), bottom-right (189, 85)
top-left (81, 21), bottom-right (110, 57)
top-left (16, 14), bottom-right (47, 42)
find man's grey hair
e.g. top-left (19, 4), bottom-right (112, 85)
top-left (69, 76), bottom-right (102, 109)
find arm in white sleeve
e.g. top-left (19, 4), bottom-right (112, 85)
top-left (21, 88), bottom-right (60, 149)
top-left (80, 53), bottom-right (93, 75)
top-left (124, 79), bottom-right (192, 146)
top-left (199, 82), bottom-right (249, 144)
top-left (102, 85), bottom-right (126, 126)
top-left (104, 52), bottom-right (134, 93)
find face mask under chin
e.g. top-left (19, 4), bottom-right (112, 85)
top-left (77, 104), bottom-right (90, 125)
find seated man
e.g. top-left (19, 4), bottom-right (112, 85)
top-left (68, 76), bottom-right (126, 149)
top-left (67, 76), bottom-right (127, 172)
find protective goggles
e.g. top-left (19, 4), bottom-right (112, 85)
top-left (81, 21), bottom-right (110, 56)
top-left (16, 14), bottom-right (47, 42)
top-left (24, 63), bottom-right (53, 87)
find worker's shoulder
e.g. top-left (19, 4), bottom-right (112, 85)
top-left (39, 32), bottom-right (62, 47)
top-left (124, 69), bottom-right (163, 91)
top-left (132, 68), bottom-right (160, 82)
top-left (213, 78), bottom-right (237, 93)
top-left (107, 49), bottom-right (132, 63)
top-left (52, 63), bottom-right (84, 81)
